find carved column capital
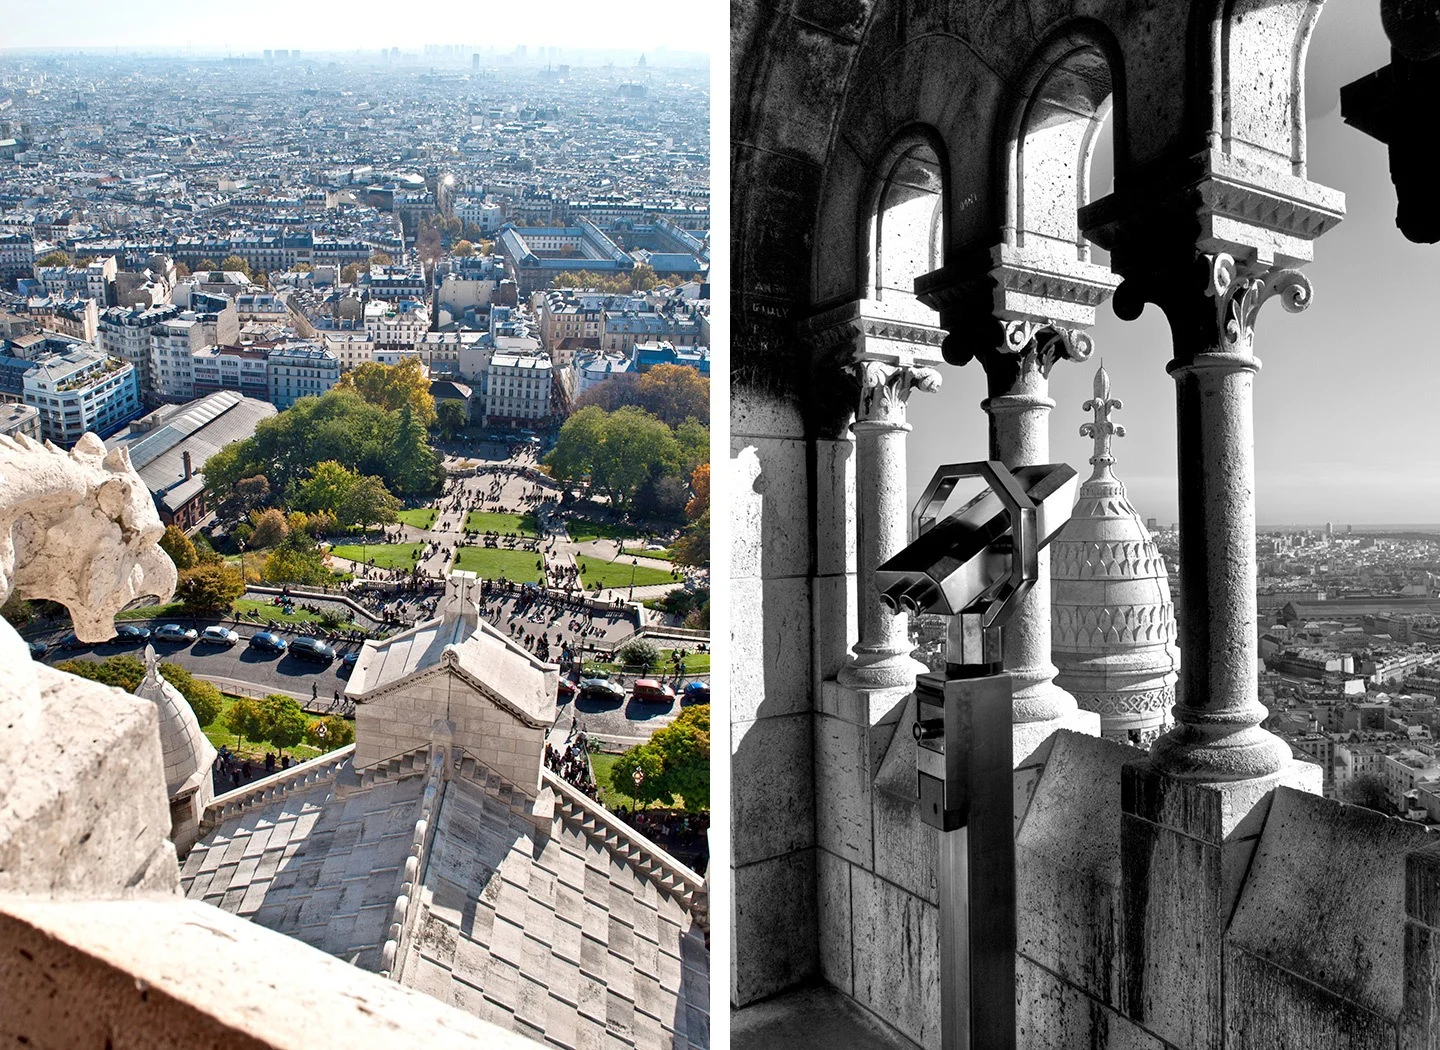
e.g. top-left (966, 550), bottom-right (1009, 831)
top-left (802, 298), bottom-right (946, 426)
top-left (850, 358), bottom-right (943, 427)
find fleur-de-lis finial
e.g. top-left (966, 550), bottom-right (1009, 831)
top-left (1079, 363), bottom-right (1125, 479)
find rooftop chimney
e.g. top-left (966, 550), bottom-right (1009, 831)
top-left (182, 451), bottom-right (192, 480)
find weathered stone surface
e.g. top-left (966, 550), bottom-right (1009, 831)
top-left (732, 849), bottom-right (818, 1007)
top-left (1017, 954), bottom-right (1169, 1050)
top-left (850, 865), bottom-right (940, 1050)
top-left (0, 664), bottom-right (178, 898)
top-left (732, 713), bottom-right (815, 868)
top-left (0, 895), bottom-right (536, 1049)
top-left (730, 575), bottom-right (813, 724)
top-left (815, 712), bottom-right (874, 868)
top-left (733, 984), bottom-right (922, 1050)
top-left (1225, 946), bottom-right (1396, 1050)
top-left (816, 848), bottom-right (854, 995)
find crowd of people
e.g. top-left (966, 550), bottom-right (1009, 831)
top-left (545, 730), bottom-right (597, 799)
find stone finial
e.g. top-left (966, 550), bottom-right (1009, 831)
top-left (1080, 363), bottom-right (1125, 481)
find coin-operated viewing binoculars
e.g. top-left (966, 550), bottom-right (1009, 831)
top-left (874, 460), bottom-right (1078, 1050)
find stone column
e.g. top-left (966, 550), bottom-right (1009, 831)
top-left (842, 358), bottom-right (940, 689)
top-left (977, 321), bottom-right (1090, 728)
top-left (1117, 253), bottom-right (1312, 780)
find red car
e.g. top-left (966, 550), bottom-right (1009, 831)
top-left (557, 679), bottom-right (577, 701)
top-left (631, 678), bottom-right (676, 704)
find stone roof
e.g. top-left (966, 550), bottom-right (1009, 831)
top-left (182, 751), bottom-right (708, 1050)
top-left (131, 644), bottom-right (215, 799)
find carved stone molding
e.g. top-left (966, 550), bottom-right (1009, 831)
top-left (802, 297), bottom-right (947, 369)
top-left (995, 319), bottom-right (1094, 379)
top-left (851, 358), bottom-right (943, 426)
top-left (1204, 252), bottom-right (1313, 354)
top-left (1081, 686), bottom-right (1176, 718)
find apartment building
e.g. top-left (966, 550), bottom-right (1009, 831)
top-left (22, 345), bottom-right (141, 445)
top-left (267, 343), bottom-right (340, 409)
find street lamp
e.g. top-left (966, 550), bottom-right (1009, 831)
top-left (632, 766), bottom-right (645, 806)
top-left (238, 539), bottom-right (246, 582)
top-left (628, 557), bottom-right (638, 601)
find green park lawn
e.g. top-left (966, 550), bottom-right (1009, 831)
top-left (589, 751), bottom-right (701, 812)
top-left (566, 518), bottom-right (643, 542)
top-left (574, 555), bottom-right (678, 590)
top-left (328, 543), bottom-right (424, 571)
top-left (203, 696), bottom-right (327, 763)
top-left (585, 648), bottom-right (709, 676)
top-left (451, 546), bottom-right (545, 583)
top-left (117, 601), bottom-right (186, 622)
top-left (231, 598), bottom-right (326, 626)
top-left (464, 510), bottom-right (539, 536)
top-left (396, 507), bottom-right (438, 529)
top-left (620, 546), bottom-right (675, 562)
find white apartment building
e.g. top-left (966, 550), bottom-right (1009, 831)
top-left (97, 304), bottom-right (181, 397)
top-left (22, 346), bottom-right (141, 446)
top-left (190, 345), bottom-right (270, 401)
top-left (482, 350), bottom-right (552, 428)
top-left (267, 343), bottom-right (340, 409)
top-left (454, 197), bottom-right (504, 235)
top-left (574, 350), bottom-right (634, 393)
top-left (322, 332), bottom-right (376, 371)
top-left (365, 301), bottom-right (429, 349)
top-left (150, 318), bottom-right (204, 402)
top-left (0, 231), bottom-right (34, 284)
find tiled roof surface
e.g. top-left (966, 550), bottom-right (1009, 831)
top-left (182, 757), bottom-right (708, 1050)
top-left (399, 774), bottom-right (709, 1050)
top-left (182, 768), bottom-right (425, 971)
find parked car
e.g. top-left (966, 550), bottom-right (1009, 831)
top-left (341, 651), bottom-right (360, 668)
top-left (249, 631), bottom-right (287, 653)
top-left (682, 680), bottom-right (711, 703)
top-left (26, 639), bottom-right (48, 657)
top-left (154, 624), bottom-right (198, 643)
top-left (113, 624), bottom-right (151, 642)
top-left (578, 677), bottom-right (626, 703)
top-left (631, 678), bottom-right (676, 704)
top-left (199, 625), bottom-right (239, 646)
top-left (289, 636), bottom-right (336, 663)
top-left (557, 678), bottom-right (578, 701)
top-left (645, 543), bottom-right (667, 552)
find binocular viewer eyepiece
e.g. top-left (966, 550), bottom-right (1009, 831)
top-left (874, 460), bottom-right (1078, 629)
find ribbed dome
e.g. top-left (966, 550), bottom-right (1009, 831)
top-left (1051, 365), bottom-right (1179, 746)
top-left (133, 644), bottom-right (217, 798)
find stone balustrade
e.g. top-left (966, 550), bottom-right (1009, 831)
top-left (379, 746), bottom-right (448, 978)
top-left (542, 768), bottom-right (709, 931)
top-left (201, 744), bottom-right (355, 831)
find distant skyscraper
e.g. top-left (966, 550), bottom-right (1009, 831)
top-left (1326, 521), bottom-right (1334, 539)
top-left (472, 53), bottom-right (479, 72)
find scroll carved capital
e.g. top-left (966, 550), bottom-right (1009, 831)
top-left (850, 359), bottom-right (943, 424)
top-left (997, 320), bottom-right (1095, 379)
top-left (1205, 253), bottom-right (1313, 354)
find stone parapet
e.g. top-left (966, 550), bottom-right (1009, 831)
top-left (201, 744), bottom-right (356, 831)
top-left (0, 895), bottom-right (538, 1049)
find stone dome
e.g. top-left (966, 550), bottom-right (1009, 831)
top-left (1050, 365), bottom-right (1179, 746)
top-left (133, 645), bottom-right (217, 798)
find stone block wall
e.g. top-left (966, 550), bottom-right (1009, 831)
top-left (731, 392), bottom-right (821, 1005)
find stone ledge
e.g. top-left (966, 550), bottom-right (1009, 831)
top-left (0, 895), bottom-right (538, 1050)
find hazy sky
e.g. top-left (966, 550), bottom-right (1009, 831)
top-left (908, 3), bottom-right (1425, 526)
top-left (0, 0), bottom-right (704, 55)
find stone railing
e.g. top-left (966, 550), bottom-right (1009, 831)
top-left (201, 744), bottom-right (355, 831)
top-left (542, 768), bottom-right (708, 931)
top-left (379, 746), bottom-right (448, 979)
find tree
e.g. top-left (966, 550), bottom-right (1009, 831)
top-left (307, 715), bottom-right (355, 750)
top-left (173, 262), bottom-right (191, 278)
top-left (546, 405), bottom-right (609, 488)
top-left (341, 262), bottom-right (363, 284)
top-left (336, 359), bottom-right (437, 426)
top-left (636, 364), bottom-right (710, 427)
top-left (610, 704), bottom-right (709, 811)
top-left (453, 239), bottom-right (475, 257)
top-left (594, 406), bottom-right (681, 511)
top-left (671, 508), bottom-right (709, 568)
top-left (262, 530), bottom-right (333, 586)
top-left (175, 561), bottom-right (245, 616)
top-left (634, 474), bottom-right (690, 523)
top-left (436, 399), bottom-right (467, 440)
top-left (462, 221), bottom-right (483, 242)
top-left (674, 419), bottom-right (710, 474)
top-left (294, 262), bottom-right (313, 273)
top-left (617, 638), bottom-right (660, 673)
top-left (338, 474), bottom-right (401, 531)
top-left (295, 460), bottom-right (360, 516)
top-left (1, 592), bottom-right (33, 628)
top-left (195, 258), bottom-right (218, 271)
top-left (370, 251), bottom-right (392, 266)
top-left (160, 524), bottom-right (199, 570)
top-left (234, 474), bottom-right (271, 513)
top-left (224, 695), bottom-right (267, 744)
top-left (259, 694), bottom-right (308, 756)
top-left (219, 254), bottom-right (252, 278)
top-left (56, 654), bottom-right (145, 692)
top-left (388, 402), bottom-right (444, 497)
top-left (686, 463), bottom-right (710, 520)
top-left (628, 262), bottom-right (658, 292)
top-left (159, 663), bottom-right (223, 727)
top-left (35, 250), bottom-right (71, 267)
top-left (1343, 773), bottom-right (1391, 814)
top-left (249, 507), bottom-right (289, 548)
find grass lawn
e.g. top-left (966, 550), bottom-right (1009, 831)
top-left (396, 507), bottom-right (438, 529)
top-left (202, 696), bottom-right (330, 763)
top-left (620, 547), bottom-right (675, 562)
top-left (328, 543), bottom-right (423, 570)
top-left (231, 598), bottom-right (326, 626)
top-left (117, 601), bottom-right (186, 621)
top-left (575, 555), bottom-right (677, 590)
top-left (464, 510), bottom-right (538, 536)
top-left (452, 546), bottom-right (545, 583)
top-left (585, 648), bottom-right (709, 676)
top-left (566, 518), bottom-right (643, 542)
top-left (589, 752), bottom-right (700, 812)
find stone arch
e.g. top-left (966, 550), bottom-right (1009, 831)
top-left (863, 126), bottom-right (950, 313)
top-left (1000, 23), bottom-right (1128, 266)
